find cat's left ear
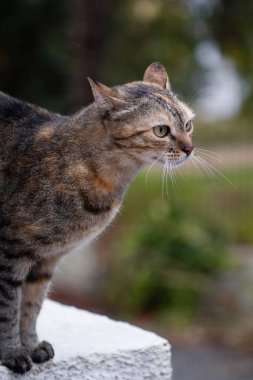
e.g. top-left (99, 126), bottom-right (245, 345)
top-left (143, 62), bottom-right (170, 90)
top-left (88, 78), bottom-right (126, 116)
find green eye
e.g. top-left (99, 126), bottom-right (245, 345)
top-left (153, 125), bottom-right (170, 138)
top-left (185, 121), bottom-right (193, 133)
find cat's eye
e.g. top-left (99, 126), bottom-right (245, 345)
top-left (153, 125), bottom-right (170, 138)
top-left (185, 121), bottom-right (193, 133)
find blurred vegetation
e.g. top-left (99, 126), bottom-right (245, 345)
top-left (209, 0), bottom-right (253, 116)
top-left (1, 0), bottom-right (253, 140)
top-left (105, 199), bottom-right (231, 319)
top-left (101, 0), bottom-right (198, 94)
top-left (103, 168), bottom-right (253, 321)
top-left (119, 169), bottom-right (253, 245)
top-left (0, 0), bottom-right (252, 121)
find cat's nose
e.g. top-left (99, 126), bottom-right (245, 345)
top-left (181, 144), bottom-right (194, 156)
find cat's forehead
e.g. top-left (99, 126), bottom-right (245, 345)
top-left (121, 82), bottom-right (194, 124)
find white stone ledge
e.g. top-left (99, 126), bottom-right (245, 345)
top-left (0, 300), bottom-right (172, 379)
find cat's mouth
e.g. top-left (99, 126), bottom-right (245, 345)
top-left (153, 151), bottom-right (194, 167)
top-left (169, 151), bottom-right (194, 167)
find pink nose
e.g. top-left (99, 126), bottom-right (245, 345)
top-left (182, 144), bottom-right (194, 156)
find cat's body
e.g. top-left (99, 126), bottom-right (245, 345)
top-left (0, 92), bottom-right (125, 258)
top-left (0, 63), bottom-right (194, 373)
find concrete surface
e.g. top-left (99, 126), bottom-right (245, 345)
top-left (0, 300), bottom-right (172, 379)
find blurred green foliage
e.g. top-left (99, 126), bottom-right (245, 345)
top-left (0, 0), bottom-right (252, 121)
top-left (120, 169), bottom-right (253, 244)
top-left (105, 199), bottom-right (230, 318)
top-left (1, 0), bottom-right (253, 143)
top-left (102, 0), bottom-right (198, 95)
top-left (104, 168), bottom-right (253, 319)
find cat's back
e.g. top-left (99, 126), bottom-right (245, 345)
top-left (0, 92), bottom-right (57, 167)
top-left (0, 91), bottom-right (53, 139)
top-left (0, 92), bottom-right (61, 197)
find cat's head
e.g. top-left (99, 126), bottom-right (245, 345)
top-left (88, 62), bottom-right (194, 167)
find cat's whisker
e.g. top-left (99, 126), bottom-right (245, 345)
top-left (195, 147), bottom-right (223, 159)
top-left (173, 162), bottom-right (182, 178)
top-left (194, 155), bottom-right (218, 182)
top-left (169, 163), bottom-right (175, 190)
top-left (167, 161), bottom-right (178, 194)
top-left (163, 158), bottom-right (170, 197)
top-left (174, 162), bottom-right (181, 173)
top-left (196, 155), bottom-right (236, 188)
top-left (193, 157), bottom-right (215, 182)
top-left (195, 148), bottom-right (224, 164)
top-left (191, 156), bottom-right (203, 176)
top-left (191, 157), bottom-right (203, 175)
top-left (161, 158), bottom-right (167, 198)
top-left (165, 161), bottom-right (170, 198)
top-left (173, 164), bottom-right (179, 193)
top-left (185, 87), bottom-right (206, 109)
top-left (195, 155), bottom-right (222, 181)
top-left (193, 155), bottom-right (217, 184)
top-left (165, 161), bottom-right (171, 196)
top-left (164, 160), bottom-right (168, 197)
top-left (145, 154), bottom-right (165, 186)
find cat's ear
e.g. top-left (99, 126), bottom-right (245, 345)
top-left (88, 78), bottom-right (126, 115)
top-left (143, 62), bottom-right (170, 90)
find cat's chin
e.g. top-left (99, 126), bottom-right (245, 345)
top-left (173, 153), bottom-right (193, 167)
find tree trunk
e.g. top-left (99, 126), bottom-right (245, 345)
top-left (68, 0), bottom-right (111, 110)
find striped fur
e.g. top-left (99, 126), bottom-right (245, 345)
top-left (0, 62), bottom-right (194, 373)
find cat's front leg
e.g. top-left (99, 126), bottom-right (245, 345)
top-left (20, 256), bottom-right (58, 364)
top-left (0, 252), bottom-right (32, 373)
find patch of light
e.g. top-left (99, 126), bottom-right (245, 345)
top-left (195, 41), bottom-right (247, 122)
top-left (133, 0), bottom-right (161, 22)
top-left (188, 0), bottom-right (220, 16)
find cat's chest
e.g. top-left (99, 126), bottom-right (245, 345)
top-left (38, 201), bottom-right (121, 258)
top-left (71, 201), bottom-right (121, 248)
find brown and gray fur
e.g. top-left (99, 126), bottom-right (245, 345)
top-left (0, 62), bottom-right (194, 373)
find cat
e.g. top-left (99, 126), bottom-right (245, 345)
top-left (0, 62), bottom-right (194, 373)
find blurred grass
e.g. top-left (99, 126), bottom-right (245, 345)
top-left (102, 166), bottom-right (253, 322)
top-left (194, 118), bottom-right (253, 145)
top-left (119, 167), bottom-right (253, 245)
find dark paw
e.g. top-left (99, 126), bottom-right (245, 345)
top-left (31, 340), bottom-right (54, 363)
top-left (2, 346), bottom-right (32, 374)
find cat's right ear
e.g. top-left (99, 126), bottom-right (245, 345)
top-left (88, 78), bottom-right (126, 116)
top-left (143, 62), bottom-right (170, 90)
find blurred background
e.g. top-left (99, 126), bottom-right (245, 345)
top-left (1, 0), bottom-right (253, 379)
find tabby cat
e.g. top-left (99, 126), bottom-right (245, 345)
top-left (0, 62), bottom-right (194, 373)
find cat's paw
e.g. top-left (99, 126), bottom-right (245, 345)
top-left (2, 346), bottom-right (32, 373)
top-left (31, 340), bottom-right (54, 363)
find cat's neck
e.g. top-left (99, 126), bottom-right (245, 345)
top-left (56, 104), bottom-right (143, 197)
